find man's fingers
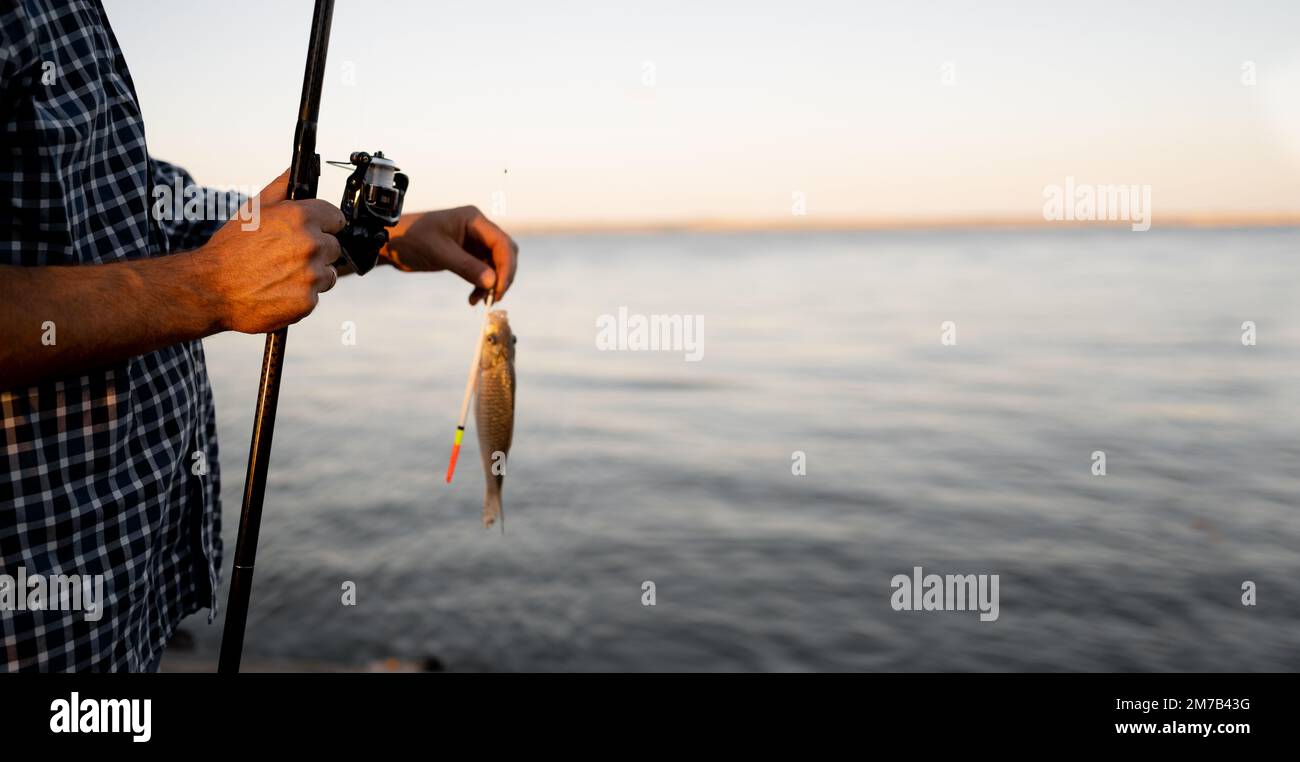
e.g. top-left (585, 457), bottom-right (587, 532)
top-left (257, 171), bottom-right (345, 236)
top-left (318, 263), bottom-right (339, 293)
top-left (467, 213), bottom-right (518, 301)
top-left (313, 233), bottom-right (343, 265)
top-left (298, 199), bottom-right (347, 234)
top-left (433, 236), bottom-right (496, 293)
top-left (258, 168), bottom-right (292, 203)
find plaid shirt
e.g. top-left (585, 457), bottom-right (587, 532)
top-left (1, 0), bottom-right (232, 671)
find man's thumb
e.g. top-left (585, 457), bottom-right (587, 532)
top-left (258, 167), bottom-right (293, 203)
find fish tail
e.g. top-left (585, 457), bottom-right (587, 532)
top-left (483, 488), bottom-right (503, 529)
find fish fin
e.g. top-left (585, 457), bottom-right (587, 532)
top-left (483, 489), bottom-right (503, 529)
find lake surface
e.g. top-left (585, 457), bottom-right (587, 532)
top-left (185, 227), bottom-right (1300, 671)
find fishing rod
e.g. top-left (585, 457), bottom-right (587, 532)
top-left (218, 0), bottom-right (335, 675)
top-left (218, 0), bottom-right (409, 673)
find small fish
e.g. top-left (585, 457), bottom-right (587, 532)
top-left (475, 310), bottom-right (516, 529)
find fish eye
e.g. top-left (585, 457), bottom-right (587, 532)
top-left (487, 335), bottom-right (497, 344)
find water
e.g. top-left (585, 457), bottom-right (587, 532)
top-left (187, 228), bottom-right (1300, 671)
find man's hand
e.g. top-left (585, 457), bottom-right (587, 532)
top-left (0, 170), bottom-right (517, 390)
top-left (380, 206), bottom-right (519, 304)
top-left (208, 169), bottom-right (346, 334)
top-left (0, 168), bottom-right (346, 389)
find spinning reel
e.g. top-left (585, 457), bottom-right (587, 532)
top-left (328, 151), bottom-right (409, 275)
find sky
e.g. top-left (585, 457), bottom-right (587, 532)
top-left (103, 0), bottom-right (1300, 228)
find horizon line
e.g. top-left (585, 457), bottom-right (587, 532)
top-left (505, 212), bottom-right (1300, 236)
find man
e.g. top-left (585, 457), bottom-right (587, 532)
top-left (0, 1), bottom-right (517, 671)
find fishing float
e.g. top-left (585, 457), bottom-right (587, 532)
top-left (445, 291), bottom-right (495, 483)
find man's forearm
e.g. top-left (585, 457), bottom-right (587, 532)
top-left (0, 252), bottom-right (227, 389)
